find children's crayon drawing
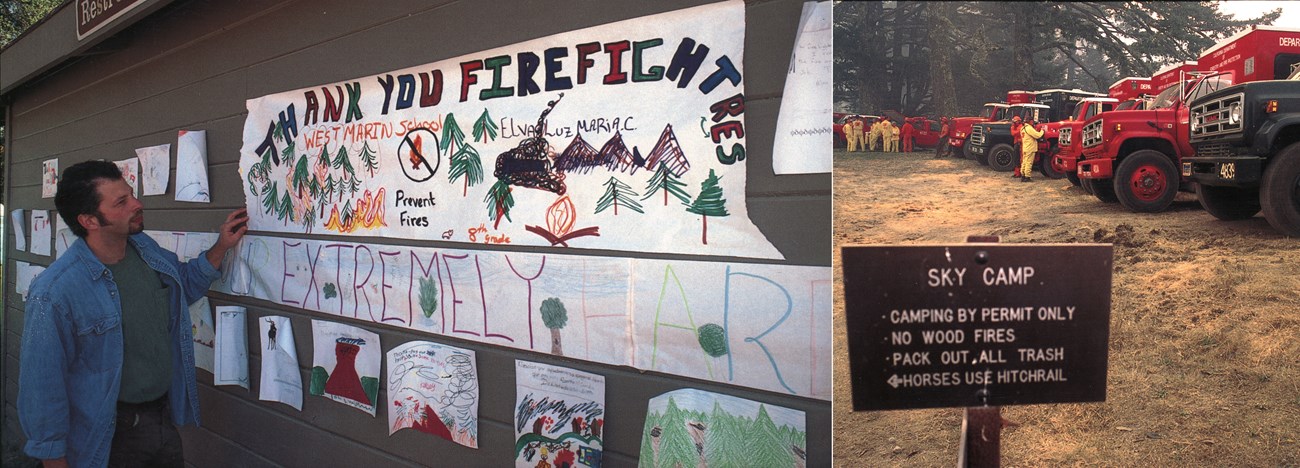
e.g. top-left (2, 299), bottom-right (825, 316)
top-left (208, 233), bottom-right (830, 399)
top-left (638, 389), bottom-right (807, 468)
top-left (136, 144), bottom-right (171, 196)
top-left (189, 298), bottom-right (215, 373)
top-left (115, 158), bottom-right (140, 198)
top-left (771, 0), bottom-right (832, 175)
top-left (386, 341), bottom-right (480, 447)
top-left (42, 159), bottom-right (58, 198)
top-left (260, 315), bottom-right (303, 410)
top-left (54, 216), bottom-right (75, 259)
top-left (11, 209), bottom-right (26, 252)
top-left (176, 130), bottom-right (211, 203)
top-left (215, 306), bottom-right (250, 389)
top-left (310, 320), bottom-right (381, 415)
top-left (237, 0), bottom-right (781, 260)
top-left (29, 210), bottom-right (52, 256)
top-left (514, 360), bottom-right (605, 468)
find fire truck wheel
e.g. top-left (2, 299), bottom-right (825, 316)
top-left (1260, 142), bottom-right (1300, 236)
top-left (1040, 146), bottom-right (1065, 179)
top-left (988, 144), bottom-right (1017, 172)
top-left (1114, 150), bottom-right (1179, 212)
top-left (1085, 178), bottom-right (1117, 203)
top-left (962, 140), bottom-right (976, 160)
top-left (1066, 171), bottom-right (1082, 187)
top-left (975, 147), bottom-right (990, 165)
top-left (1198, 185), bottom-right (1261, 220)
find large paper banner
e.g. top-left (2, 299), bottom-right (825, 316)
top-left (239, 1), bottom-right (781, 260)
top-left (772, 0), bottom-right (832, 175)
top-left (176, 130), bottom-right (211, 203)
top-left (211, 233), bottom-right (831, 399)
top-left (215, 305), bottom-right (250, 389)
top-left (136, 144), bottom-right (171, 196)
top-left (514, 360), bottom-right (605, 468)
top-left (310, 320), bottom-right (381, 415)
top-left (30, 210), bottom-right (52, 256)
top-left (639, 388), bottom-right (806, 468)
top-left (387, 341), bottom-right (479, 447)
top-left (260, 315), bottom-right (304, 410)
top-left (11, 209), bottom-right (26, 252)
top-left (115, 158), bottom-right (140, 198)
top-left (42, 159), bottom-right (58, 198)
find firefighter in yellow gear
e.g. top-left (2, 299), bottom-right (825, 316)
top-left (843, 121), bottom-right (859, 151)
top-left (1019, 119), bottom-right (1045, 182)
top-left (852, 119), bottom-right (866, 152)
top-left (867, 118), bottom-right (882, 151)
top-left (880, 119), bottom-right (897, 152)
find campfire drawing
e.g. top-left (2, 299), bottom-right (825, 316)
top-left (526, 195), bottom-right (599, 247)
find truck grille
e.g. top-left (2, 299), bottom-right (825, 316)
top-left (1059, 127), bottom-right (1072, 147)
top-left (971, 125), bottom-right (985, 145)
top-left (1190, 92), bottom-right (1244, 138)
top-left (1082, 120), bottom-right (1103, 148)
top-left (1194, 142), bottom-right (1234, 159)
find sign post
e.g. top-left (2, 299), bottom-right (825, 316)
top-left (842, 238), bottom-right (1113, 466)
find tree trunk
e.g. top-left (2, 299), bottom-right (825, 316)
top-left (701, 215), bottom-right (708, 245)
top-left (550, 328), bottom-right (563, 356)
top-left (925, 2), bottom-right (958, 119)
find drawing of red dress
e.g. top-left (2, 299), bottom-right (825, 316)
top-left (324, 341), bottom-right (370, 405)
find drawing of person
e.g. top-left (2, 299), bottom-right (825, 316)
top-left (535, 447), bottom-right (551, 468)
top-left (266, 319), bottom-right (278, 350)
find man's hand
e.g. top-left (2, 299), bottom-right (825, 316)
top-left (206, 208), bottom-right (249, 270)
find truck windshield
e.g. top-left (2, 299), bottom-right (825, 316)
top-left (1185, 76), bottom-right (1233, 103)
top-left (1150, 85), bottom-right (1182, 109)
top-left (981, 105), bottom-right (999, 119)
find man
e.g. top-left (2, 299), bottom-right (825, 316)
top-left (1020, 118), bottom-right (1046, 182)
top-left (1010, 115), bottom-right (1024, 178)
top-left (935, 117), bottom-right (951, 158)
top-left (842, 119), bottom-right (859, 152)
top-left (19, 161), bottom-right (248, 467)
top-left (900, 118), bottom-right (916, 153)
top-left (880, 119), bottom-right (897, 153)
top-left (867, 118), bottom-right (882, 152)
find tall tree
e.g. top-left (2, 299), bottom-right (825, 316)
top-left (540, 297), bottom-right (567, 356)
top-left (472, 108), bottom-right (499, 143)
top-left (685, 169), bottom-right (729, 245)
top-left (448, 145), bottom-right (484, 197)
top-left (642, 162), bottom-right (691, 206)
top-left (595, 176), bottom-right (644, 216)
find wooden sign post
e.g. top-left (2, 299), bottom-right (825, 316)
top-left (842, 238), bottom-right (1113, 467)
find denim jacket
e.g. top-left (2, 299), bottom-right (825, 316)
top-left (18, 233), bottom-right (220, 467)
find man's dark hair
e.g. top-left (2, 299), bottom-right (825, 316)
top-left (54, 161), bottom-right (123, 238)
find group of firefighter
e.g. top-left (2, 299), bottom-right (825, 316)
top-left (841, 114), bottom-right (1045, 182)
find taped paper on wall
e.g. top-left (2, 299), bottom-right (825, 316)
top-left (136, 144), bottom-right (171, 196)
top-left (514, 360), bottom-right (605, 468)
top-left (176, 130), bottom-right (211, 203)
top-left (259, 315), bottom-right (303, 410)
top-left (311, 320), bottom-right (381, 415)
top-left (215, 305), bottom-right (250, 389)
top-left (387, 341), bottom-right (479, 447)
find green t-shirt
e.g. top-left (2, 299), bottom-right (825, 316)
top-left (108, 244), bottom-right (172, 403)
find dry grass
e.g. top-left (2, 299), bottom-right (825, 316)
top-left (832, 150), bottom-right (1299, 467)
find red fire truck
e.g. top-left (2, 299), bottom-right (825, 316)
top-left (1076, 27), bottom-right (1300, 212)
top-left (1151, 61), bottom-right (1200, 93)
top-left (949, 103), bottom-right (1009, 159)
top-left (1109, 77), bottom-right (1153, 101)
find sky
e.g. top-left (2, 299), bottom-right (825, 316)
top-left (1216, 1), bottom-right (1300, 29)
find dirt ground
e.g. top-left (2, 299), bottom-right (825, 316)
top-left (832, 149), bottom-right (1300, 467)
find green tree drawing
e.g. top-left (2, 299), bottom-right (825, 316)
top-left (744, 405), bottom-right (795, 467)
top-left (261, 182), bottom-right (280, 217)
top-left (684, 169), bottom-right (730, 245)
top-left (275, 121), bottom-right (295, 165)
top-left (333, 144), bottom-right (354, 175)
top-left (472, 108), bottom-right (499, 143)
top-left (317, 144), bottom-right (332, 169)
top-left (484, 178), bottom-right (514, 229)
top-left (448, 145), bottom-right (484, 197)
top-left (442, 113), bottom-right (466, 156)
top-left (323, 283), bottom-right (338, 299)
top-left (643, 162), bottom-right (691, 206)
top-left (341, 199), bottom-right (354, 227)
top-left (418, 277), bottom-right (438, 320)
top-left (292, 154), bottom-right (311, 196)
top-left (697, 323), bottom-right (728, 357)
top-left (359, 141), bottom-right (379, 177)
top-left (278, 190), bottom-right (294, 224)
top-left (540, 297), bottom-right (568, 356)
top-left (302, 205), bottom-right (315, 233)
top-left (639, 412), bottom-right (661, 468)
top-left (595, 176), bottom-right (644, 216)
top-left (655, 397), bottom-right (698, 468)
top-left (346, 171), bottom-right (363, 196)
top-left (320, 174), bottom-right (337, 212)
top-left (705, 402), bottom-right (746, 468)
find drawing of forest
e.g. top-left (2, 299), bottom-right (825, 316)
top-left (638, 389), bottom-right (806, 468)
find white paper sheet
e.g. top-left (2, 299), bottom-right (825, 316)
top-left (387, 341), bottom-right (479, 447)
top-left (639, 388), bottom-right (807, 467)
top-left (16, 262), bottom-right (44, 300)
top-left (176, 130), bottom-right (211, 203)
top-left (310, 320), bottom-right (381, 415)
top-left (115, 158), bottom-right (140, 198)
top-left (136, 144), bottom-right (171, 196)
top-left (259, 315), bottom-right (303, 410)
top-left (42, 159), bottom-right (58, 198)
top-left (772, 1), bottom-right (833, 175)
top-left (190, 297), bottom-right (215, 373)
top-left (215, 305), bottom-right (250, 389)
top-left (29, 210), bottom-right (52, 256)
top-left (54, 216), bottom-right (75, 259)
top-left (11, 209), bottom-right (26, 252)
top-left (514, 360), bottom-right (605, 468)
